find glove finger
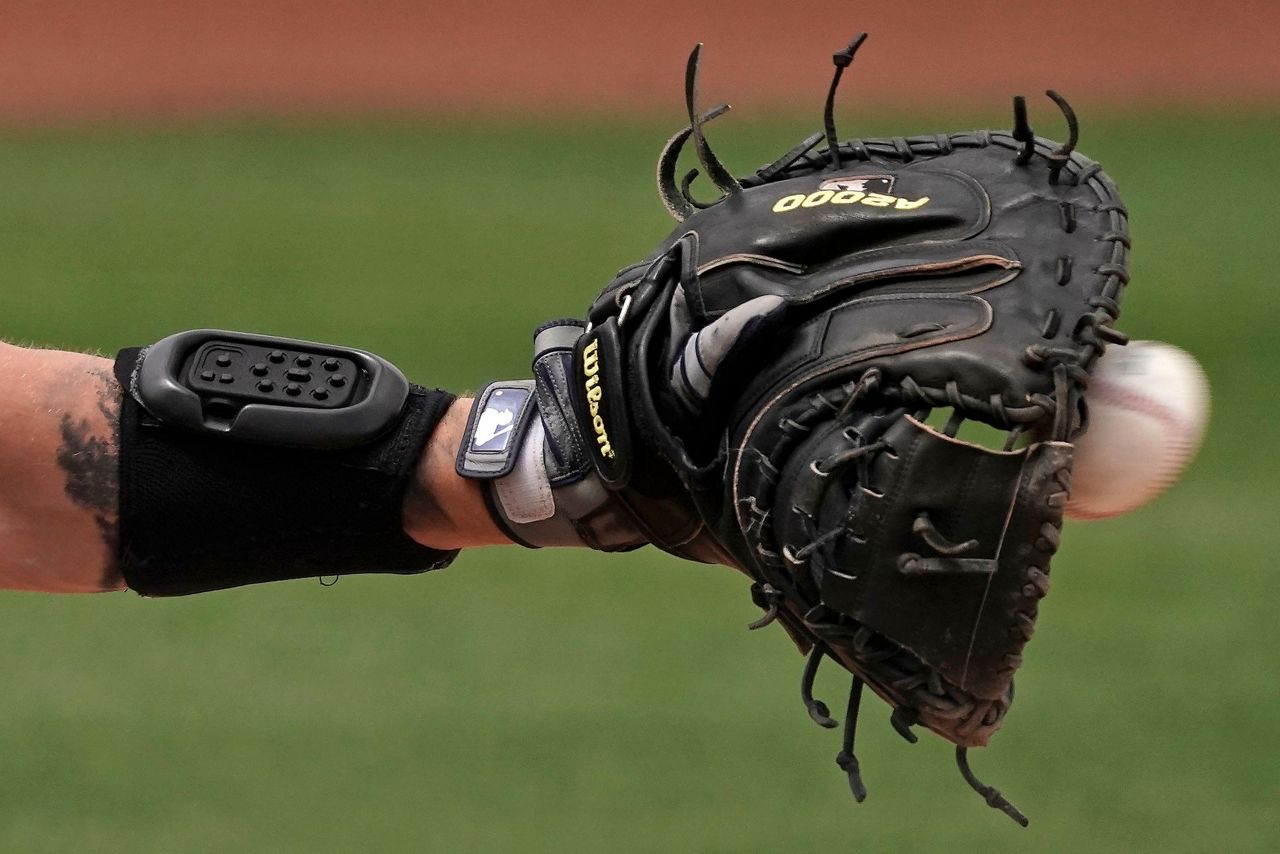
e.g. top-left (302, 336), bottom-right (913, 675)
top-left (666, 283), bottom-right (696, 368)
top-left (671, 293), bottom-right (786, 411)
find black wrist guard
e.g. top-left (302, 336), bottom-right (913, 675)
top-left (114, 329), bottom-right (458, 596)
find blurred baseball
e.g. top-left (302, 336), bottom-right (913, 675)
top-left (1066, 340), bottom-right (1210, 520)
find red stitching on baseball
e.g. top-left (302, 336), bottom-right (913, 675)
top-left (1067, 349), bottom-right (1201, 519)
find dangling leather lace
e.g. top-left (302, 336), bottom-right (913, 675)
top-left (800, 646), bottom-right (838, 728)
top-left (822, 32), bottom-right (869, 170)
top-left (835, 677), bottom-right (868, 801)
top-left (956, 746), bottom-right (1029, 827)
top-left (797, 646), bottom-right (1029, 823)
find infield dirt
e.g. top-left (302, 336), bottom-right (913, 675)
top-left (0, 1), bottom-right (1275, 122)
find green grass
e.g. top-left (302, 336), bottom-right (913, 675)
top-left (0, 112), bottom-right (1275, 852)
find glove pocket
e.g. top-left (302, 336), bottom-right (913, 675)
top-left (808, 415), bottom-right (1073, 703)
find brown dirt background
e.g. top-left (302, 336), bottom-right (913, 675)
top-left (0, 1), bottom-right (1276, 123)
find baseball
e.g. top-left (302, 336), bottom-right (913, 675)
top-left (1066, 340), bottom-right (1210, 520)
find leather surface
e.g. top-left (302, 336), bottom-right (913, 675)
top-left (576, 127), bottom-right (1128, 748)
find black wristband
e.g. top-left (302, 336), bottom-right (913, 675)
top-left (114, 345), bottom-right (458, 596)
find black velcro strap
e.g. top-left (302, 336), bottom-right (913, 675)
top-left (116, 354), bottom-right (457, 596)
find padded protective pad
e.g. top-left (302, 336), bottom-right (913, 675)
top-left (115, 351), bottom-right (458, 596)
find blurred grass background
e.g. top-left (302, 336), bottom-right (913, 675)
top-left (0, 111), bottom-right (1275, 852)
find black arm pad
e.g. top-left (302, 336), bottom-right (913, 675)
top-left (114, 346), bottom-right (457, 596)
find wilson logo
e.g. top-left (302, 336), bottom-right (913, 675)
top-left (581, 338), bottom-right (615, 459)
top-left (771, 189), bottom-right (930, 213)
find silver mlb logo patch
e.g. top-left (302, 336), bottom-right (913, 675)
top-left (471, 386), bottom-right (530, 453)
top-left (818, 175), bottom-right (895, 194)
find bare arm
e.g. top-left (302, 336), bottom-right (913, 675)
top-left (0, 344), bottom-right (122, 591)
top-left (400, 396), bottom-right (511, 550)
top-left (0, 341), bottom-right (506, 594)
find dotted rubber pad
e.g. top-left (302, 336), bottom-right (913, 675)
top-left (184, 340), bottom-right (360, 410)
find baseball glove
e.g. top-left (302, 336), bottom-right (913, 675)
top-left (476, 33), bottom-right (1129, 825)
top-left (585, 34), bottom-right (1129, 824)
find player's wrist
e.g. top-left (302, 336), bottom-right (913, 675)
top-left (400, 397), bottom-right (513, 550)
top-left (450, 317), bottom-right (731, 562)
top-left (453, 319), bottom-right (676, 554)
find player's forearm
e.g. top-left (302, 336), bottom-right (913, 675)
top-left (0, 342), bottom-right (506, 594)
top-left (0, 343), bottom-right (124, 592)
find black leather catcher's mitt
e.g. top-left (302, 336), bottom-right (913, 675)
top-left (474, 33), bottom-right (1130, 825)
